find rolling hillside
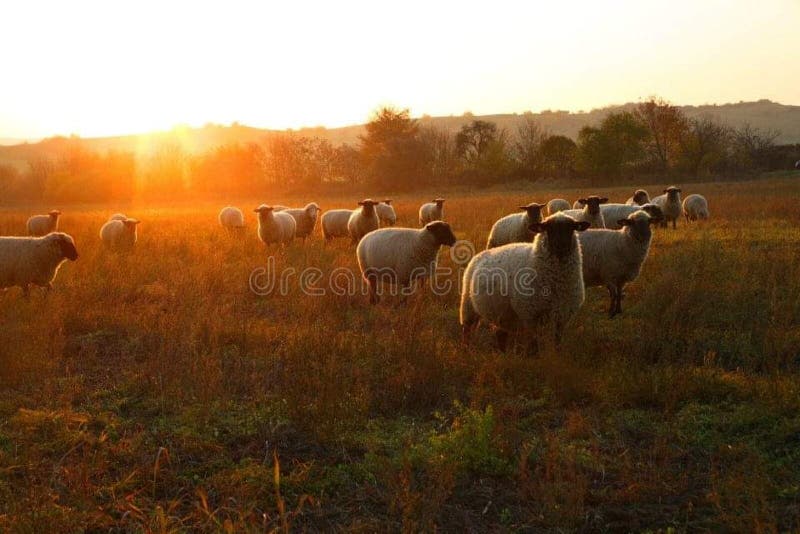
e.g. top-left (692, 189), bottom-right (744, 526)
top-left (1, 100), bottom-right (798, 171)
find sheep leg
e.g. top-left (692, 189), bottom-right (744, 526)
top-left (606, 285), bottom-right (618, 318)
top-left (366, 274), bottom-right (380, 305)
top-left (672, 218), bottom-right (677, 230)
top-left (614, 284), bottom-right (624, 316)
top-left (495, 330), bottom-right (509, 352)
top-left (461, 318), bottom-right (479, 345)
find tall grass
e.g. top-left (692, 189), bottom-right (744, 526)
top-left (1, 178), bottom-right (799, 531)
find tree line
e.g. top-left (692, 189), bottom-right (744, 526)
top-left (1, 98), bottom-right (798, 204)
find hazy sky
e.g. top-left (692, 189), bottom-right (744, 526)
top-left (1, 0), bottom-right (798, 139)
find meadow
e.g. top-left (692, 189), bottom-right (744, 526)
top-left (1, 176), bottom-right (800, 532)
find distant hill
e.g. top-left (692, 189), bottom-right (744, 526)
top-left (1, 100), bottom-right (798, 170)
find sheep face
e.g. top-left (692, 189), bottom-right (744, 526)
top-left (433, 198), bottom-right (445, 207)
top-left (254, 205), bottom-right (274, 219)
top-left (518, 203), bottom-right (543, 222)
top-left (382, 199), bottom-right (392, 205)
top-left (633, 190), bottom-right (649, 204)
top-left (358, 199), bottom-right (379, 215)
top-left (424, 221), bottom-right (457, 246)
top-left (50, 233), bottom-right (78, 260)
top-left (664, 186), bottom-right (682, 200)
top-left (305, 203), bottom-right (321, 219)
top-left (640, 204), bottom-right (664, 221)
top-left (123, 219), bottom-right (140, 230)
top-left (617, 211), bottom-right (657, 242)
top-left (578, 196), bottom-right (609, 215)
top-left (49, 210), bottom-right (62, 219)
top-left (531, 216), bottom-right (591, 260)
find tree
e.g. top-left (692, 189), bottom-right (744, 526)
top-left (731, 123), bottom-right (780, 172)
top-left (678, 116), bottom-right (730, 177)
top-left (635, 97), bottom-right (688, 171)
top-left (359, 107), bottom-right (423, 189)
top-left (455, 120), bottom-right (511, 185)
top-left (417, 125), bottom-right (458, 186)
top-left (578, 111), bottom-right (648, 185)
top-left (539, 135), bottom-right (577, 179)
top-left (512, 117), bottom-right (548, 180)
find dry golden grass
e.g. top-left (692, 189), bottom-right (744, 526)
top-left (1, 176), bottom-right (800, 531)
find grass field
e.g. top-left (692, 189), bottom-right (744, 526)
top-left (2, 177), bottom-right (800, 532)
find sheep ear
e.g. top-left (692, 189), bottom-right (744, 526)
top-left (578, 198), bottom-right (587, 205)
top-left (383, 199), bottom-right (392, 205)
top-left (676, 188), bottom-right (682, 192)
top-left (358, 201), bottom-right (365, 206)
top-left (600, 197), bottom-right (609, 204)
top-left (663, 189), bottom-right (668, 193)
top-left (618, 219), bottom-right (631, 227)
top-left (575, 221), bottom-right (591, 232)
top-left (518, 206), bottom-right (528, 211)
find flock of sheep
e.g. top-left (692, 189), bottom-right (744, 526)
top-left (1, 187), bottom-right (709, 352)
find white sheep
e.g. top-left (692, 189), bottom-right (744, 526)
top-left (546, 199), bottom-right (571, 215)
top-left (651, 186), bottom-right (683, 229)
top-left (321, 209), bottom-right (354, 242)
top-left (419, 198), bottom-right (445, 225)
top-left (356, 221), bottom-right (457, 304)
top-left (281, 202), bottom-right (321, 241)
top-left (0, 232), bottom-right (78, 297)
top-left (600, 203), bottom-right (664, 230)
top-left (625, 189), bottom-right (650, 206)
top-left (682, 194), bottom-right (709, 222)
top-left (376, 199), bottom-right (397, 226)
top-left (26, 210), bottom-right (61, 236)
top-left (561, 196), bottom-right (609, 228)
top-left (100, 218), bottom-right (140, 251)
top-left (218, 206), bottom-right (245, 230)
top-left (109, 213), bottom-right (128, 222)
top-left (578, 210), bottom-right (659, 317)
top-left (460, 213), bottom-right (591, 352)
top-left (347, 200), bottom-right (381, 243)
top-left (486, 203), bottom-right (544, 249)
top-left (254, 205), bottom-right (296, 247)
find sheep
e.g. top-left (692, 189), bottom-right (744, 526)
top-left (100, 218), bottom-right (140, 251)
top-left (419, 198), bottom-right (445, 225)
top-left (460, 213), bottom-right (591, 352)
top-left (109, 213), bottom-right (128, 222)
top-left (600, 203), bottom-right (664, 230)
top-left (561, 196), bottom-right (609, 228)
top-left (376, 199), bottom-right (397, 226)
top-left (280, 202), bottom-right (321, 241)
top-left (625, 189), bottom-right (650, 206)
top-left (651, 186), bottom-right (683, 228)
top-left (218, 206), bottom-right (245, 230)
top-left (577, 210), bottom-right (660, 318)
top-left (321, 209), bottom-right (354, 242)
top-left (682, 194), bottom-right (709, 222)
top-left (486, 203), bottom-right (544, 249)
top-left (26, 210), bottom-right (61, 236)
top-left (254, 204), bottom-right (296, 247)
top-left (347, 199), bottom-right (381, 243)
top-left (546, 199), bottom-right (571, 215)
top-left (357, 221), bottom-right (457, 304)
top-left (0, 232), bottom-right (78, 297)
